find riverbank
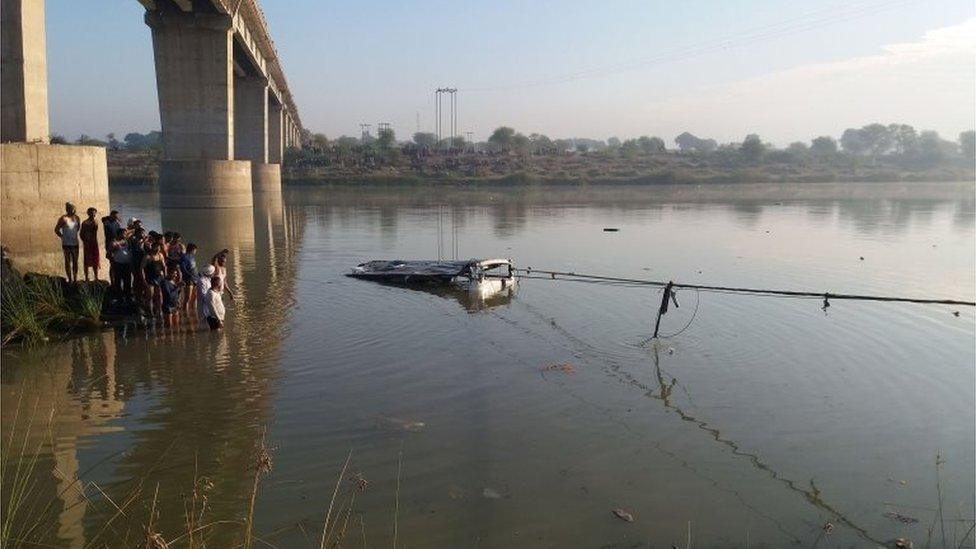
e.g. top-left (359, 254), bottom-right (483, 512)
top-left (107, 148), bottom-right (975, 187)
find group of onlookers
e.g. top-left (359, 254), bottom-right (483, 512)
top-left (54, 202), bottom-right (232, 330)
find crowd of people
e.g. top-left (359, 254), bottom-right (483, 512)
top-left (54, 202), bottom-right (232, 330)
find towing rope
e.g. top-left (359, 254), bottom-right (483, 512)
top-left (515, 268), bottom-right (975, 307)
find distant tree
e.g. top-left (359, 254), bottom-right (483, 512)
top-left (106, 132), bottom-right (121, 150)
top-left (76, 134), bottom-right (107, 147)
top-left (840, 128), bottom-right (868, 156)
top-left (50, 134), bottom-right (67, 144)
top-left (674, 132), bottom-right (716, 153)
top-left (123, 131), bottom-right (162, 151)
top-left (512, 133), bottom-right (531, 155)
top-left (787, 141), bottom-right (809, 154)
top-left (607, 136), bottom-right (621, 150)
top-left (412, 132), bottom-right (437, 148)
top-left (310, 133), bottom-right (329, 151)
top-left (917, 130), bottom-right (953, 165)
top-left (575, 142), bottom-right (590, 153)
top-left (810, 135), bottom-right (838, 156)
top-left (637, 135), bottom-right (666, 154)
top-left (959, 130), bottom-right (975, 162)
top-left (553, 139), bottom-right (573, 153)
top-left (488, 126), bottom-right (516, 151)
top-left (887, 124), bottom-right (917, 155)
top-left (528, 133), bottom-right (553, 153)
top-left (860, 123), bottom-right (894, 157)
top-left (739, 134), bottom-right (766, 162)
top-left (620, 139), bottom-right (640, 159)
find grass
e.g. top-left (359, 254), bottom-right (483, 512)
top-left (0, 274), bottom-right (107, 347)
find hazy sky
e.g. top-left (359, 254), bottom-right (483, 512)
top-left (46, 0), bottom-right (975, 146)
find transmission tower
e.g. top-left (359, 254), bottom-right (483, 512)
top-left (435, 87), bottom-right (458, 149)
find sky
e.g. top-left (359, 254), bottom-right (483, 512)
top-left (45, 0), bottom-right (975, 146)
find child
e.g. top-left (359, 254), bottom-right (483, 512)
top-left (179, 243), bottom-right (198, 313)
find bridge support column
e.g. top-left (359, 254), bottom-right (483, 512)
top-left (1, 0), bottom-right (49, 143)
top-left (1, 0), bottom-right (110, 276)
top-left (146, 10), bottom-right (251, 208)
top-left (234, 76), bottom-right (279, 193)
top-left (268, 102), bottom-right (283, 164)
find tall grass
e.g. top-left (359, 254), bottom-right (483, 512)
top-left (0, 276), bottom-right (106, 346)
top-left (0, 278), bottom-right (48, 346)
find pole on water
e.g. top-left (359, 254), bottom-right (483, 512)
top-left (652, 281), bottom-right (678, 339)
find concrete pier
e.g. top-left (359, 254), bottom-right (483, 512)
top-left (1, 0), bottom-right (110, 276)
top-left (146, 9), bottom-right (253, 207)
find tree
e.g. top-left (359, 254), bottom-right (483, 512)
top-left (739, 134), bottom-right (766, 162)
top-left (106, 133), bottom-right (121, 150)
top-left (50, 134), bottom-right (67, 144)
top-left (674, 132), bottom-right (716, 152)
top-left (840, 128), bottom-right (868, 156)
top-left (607, 137), bottom-right (621, 150)
top-left (123, 131), bottom-right (162, 151)
top-left (76, 134), bottom-right (107, 147)
top-left (310, 133), bottom-right (329, 151)
top-left (488, 126), bottom-right (516, 151)
top-left (861, 123), bottom-right (893, 156)
top-left (637, 135), bottom-right (666, 154)
top-left (412, 132), bottom-right (437, 148)
top-left (810, 135), bottom-right (837, 157)
top-left (575, 141), bottom-right (590, 153)
top-left (620, 139), bottom-right (640, 159)
top-left (512, 133), bottom-right (531, 155)
top-left (553, 139), bottom-right (573, 153)
top-left (918, 130), bottom-right (949, 165)
top-left (888, 123), bottom-right (917, 155)
top-left (787, 141), bottom-right (809, 154)
top-left (529, 133), bottom-right (553, 153)
top-left (959, 130), bottom-right (975, 162)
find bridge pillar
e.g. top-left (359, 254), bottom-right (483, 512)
top-left (1, 0), bottom-right (110, 276)
top-left (268, 101), bottom-right (283, 164)
top-left (1, 0), bottom-right (49, 143)
top-left (234, 75), bottom-right (279, 192)
top-left (145, 9), bottom-right (252, 208)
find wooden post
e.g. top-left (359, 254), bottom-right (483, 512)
top-left (652, 281), bottom-right (675, 339)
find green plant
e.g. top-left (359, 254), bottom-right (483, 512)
top-left (0, 278), bottom-right (48, 346)
top-left (76, 283), bottom-right (106, 323)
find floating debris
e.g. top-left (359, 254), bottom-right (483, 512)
top-left (892, 538), bottom-right (914, 549)
top-left (376, 416), bottom-right (426, 432)
top-left (884, 511), bottom-right (919, 524)
top-left (953, 311), bottom-right (960, 317)
top-left (603, 228), bottom-right (620, 232)
top-left (859, 256), bottom-right (865, 261)
top-left (482, 487), bottom-right (503, 499)
top-left (823, 522), bottom-right (834, 534)
top-left (542, 363), bottom-right (575, 374)
top-left (611, 508), bottom-right (634, 522)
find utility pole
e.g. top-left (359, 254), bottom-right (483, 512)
top-left (465, 131), bottom-right (473, 151)
top-left (359, 123), bottom-right (372, 142)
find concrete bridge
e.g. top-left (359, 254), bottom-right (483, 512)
top-left (1, 0), bottom-right (305, 275)
top-left (139, 0), bottom-right (304, 207)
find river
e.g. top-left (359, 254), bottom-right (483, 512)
top-left (2, 182), bottom-right (974, 548)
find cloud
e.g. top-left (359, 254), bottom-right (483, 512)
top-left (642, 18), bottom-right (976, 145)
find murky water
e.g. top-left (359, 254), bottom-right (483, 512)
top-left (3, 182), bottom-right (974, 548)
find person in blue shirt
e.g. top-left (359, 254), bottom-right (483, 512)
top-left (179, 243), bottom-right (199, 313)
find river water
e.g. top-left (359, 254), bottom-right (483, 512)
top-left (2, 182), bottom-right (974, 548)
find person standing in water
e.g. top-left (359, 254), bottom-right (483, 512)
top-left (179, 243), bottom-right (199, 313)
top-left (79, 207), bottom-right (100, 281)
top-left (54, 202), bottom-right (81, 283)
top-left (204, 275), bottom-right (226, 330)
top-left (101, 210), bottom-right (122, 287)
top-left (211, 249), bottom-right (234, 300)
top-left (196, 264), bottom-right (216, 322)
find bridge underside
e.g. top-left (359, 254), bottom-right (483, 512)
top-left (145, 1), bottom-right (301, 207)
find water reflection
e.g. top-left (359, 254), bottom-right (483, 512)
top-left (2, 182), bottom-right (972, 548)
top-left (355, 279), bottom-right (517, 312)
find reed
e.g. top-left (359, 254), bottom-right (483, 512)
top-left (0, 278), bottom-right (48, 346)
top-left (76, 282), bottom-right (106, 323)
